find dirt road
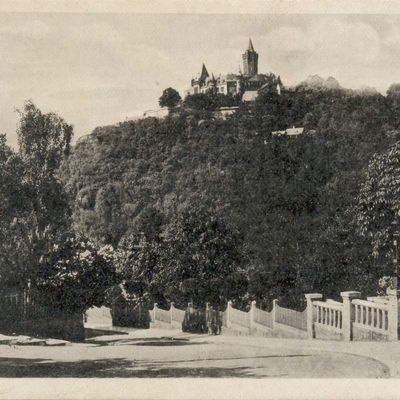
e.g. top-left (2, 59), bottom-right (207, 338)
top-left (0, 327), bottom-right (389, 378)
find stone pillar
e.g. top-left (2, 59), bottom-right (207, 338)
top-left (226, 301), bottom-right (232, 329)
top-left (387, 288), bottom-right (400, 341)
top-left (170, 302), bottom-right (174, 324)
top-left (304, 293), bottom-right (323, 339)
top-left (205, 302), bottom-right (210, 334)
top-left (340, 291), bottom-right (361, 341)
top-left (272, 299), bottom-right (278, 330)
top-left (249, 300), bottom-right (256, 332)
top-left (153, 303), bottom-right (158, 323)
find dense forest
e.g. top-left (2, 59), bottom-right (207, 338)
top-left (59, 75), bottom-right (400, 309)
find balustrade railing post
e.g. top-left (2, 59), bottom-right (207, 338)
top-left (226, 301), bottom-right (232, 329)
top-left (387, 288), bottom-right (400, 341)
top-left (153, 303), bottom-right (158, 323)
top-left (272, 299), bottom-right (278, 331)
top-left (249, 300), bottom-right (256, 332)
top-left (205, 302), bottom-right (210, 332)
top-left (304, 293), bottom-right (323, 339)
top-left (187, 302), bottom-right (192, 326)
top-left (340, 291), bottom-right (361, 341)
top-left (170, 302), bottom-right (174, 325)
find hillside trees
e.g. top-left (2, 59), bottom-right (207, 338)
top-left (61, 79), bottom-right (400, 307)
top-left (183, 92), bottom-right (240, 111)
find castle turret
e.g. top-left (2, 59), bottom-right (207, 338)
top-left (199, 63), bottom-right (209, 84)
top-left (242, 38), bottom-right (258, 76)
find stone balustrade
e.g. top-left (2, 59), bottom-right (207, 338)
top-left (147, 288), bottom-right (400, 342)
top-left (352, 299), bottom-right (389, 333)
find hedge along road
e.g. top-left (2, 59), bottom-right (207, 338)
top-left (0, 327), bottom-right (390, 378)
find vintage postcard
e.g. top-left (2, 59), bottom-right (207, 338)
top-left (2, 0), bottom-right (400, 399)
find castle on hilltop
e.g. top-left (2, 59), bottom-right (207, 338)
top-left (185, 39), bottom-right (282, 99)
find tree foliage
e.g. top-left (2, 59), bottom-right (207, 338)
top-left (1, 102), bottom-right (118, 313)
top-left (117, 208), bottom-right (248, 309)
top-left (356, 142), bottom-right (400, 262)
top-left (37, 236), bottom-right (118, 313)
top-left (159, 87), bottom-right (181, 109)
top-left (13, 101), bottom-right (73, 285)
top-left (61, 78), bottom-right (400, 306)
top-left (183, 92), bottom-right (240, 111)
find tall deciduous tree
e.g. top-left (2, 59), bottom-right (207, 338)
top-left (159, 87), bottom-right (181, 109)
top-left (14, 101), bottom-right (74, 285)
top-left (37, 237), bottom-right (118, 313)
top-left (157, 208), bottom-right (248, 308)
top-left (355, 141), bottom-right (400, 262)
top-left (0, 135), bottom-right (27, 284)
top-left (0, 102), bottom-right (118, 314)
top-left (117, 208), bottom-right (248, 309)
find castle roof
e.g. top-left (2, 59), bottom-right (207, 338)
top-left (199, 63), bottom-right (209, 82)
top-left (248, 38), bottom-right (255, 52)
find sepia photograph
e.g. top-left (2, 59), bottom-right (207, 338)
top-left (3, 0), bottom-right (400, 398)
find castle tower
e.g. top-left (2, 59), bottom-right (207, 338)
top-left (199, 63), bottom-right (209, 84)
top-left (242, 39), bottom-right (258, 76)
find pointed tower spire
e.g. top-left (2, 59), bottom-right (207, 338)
top-left (242, 39), bottom-right (258, 76)
top-left (248, 38), bottom-right (255, 52)
top-left (199, 63), bottom-right (209, 83)
top-left (277, 76), bottom-right (282, 95)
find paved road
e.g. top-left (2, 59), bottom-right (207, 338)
top-left (0, 327), bottom-right (390, 378)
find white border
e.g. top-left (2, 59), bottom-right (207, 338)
top-left (1, 378), bottom-right (400, 400)
top-left (0, 0), bottom-right (399, 14)
top-left (1, 1), bottom-right (400, 399)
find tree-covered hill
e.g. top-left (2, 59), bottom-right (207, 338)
top-left (60, 81), bottom-right (400, 307)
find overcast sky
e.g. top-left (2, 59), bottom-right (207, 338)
top-left (3, 13), bottom-right (400, 148)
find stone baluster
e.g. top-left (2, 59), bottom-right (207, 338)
top-left (153, 303), bottom-right (158, 323)
top-left (226, 301), bottom-right (232, 329)
top-left (272, 299), bottom-right (278, 330)
top-left (170, 302), bottom-right (174, 324)
top-left (249, 300), bottom-right (256, 332)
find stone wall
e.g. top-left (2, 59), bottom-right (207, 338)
top-left (11, 313), bottom-right (85, 341)
top-left (273, 322), bottom-right (308, 339)
top-left (314, 325), bottom-right (343, 341)
top-left (352, 324), bottom-right (389, 341)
